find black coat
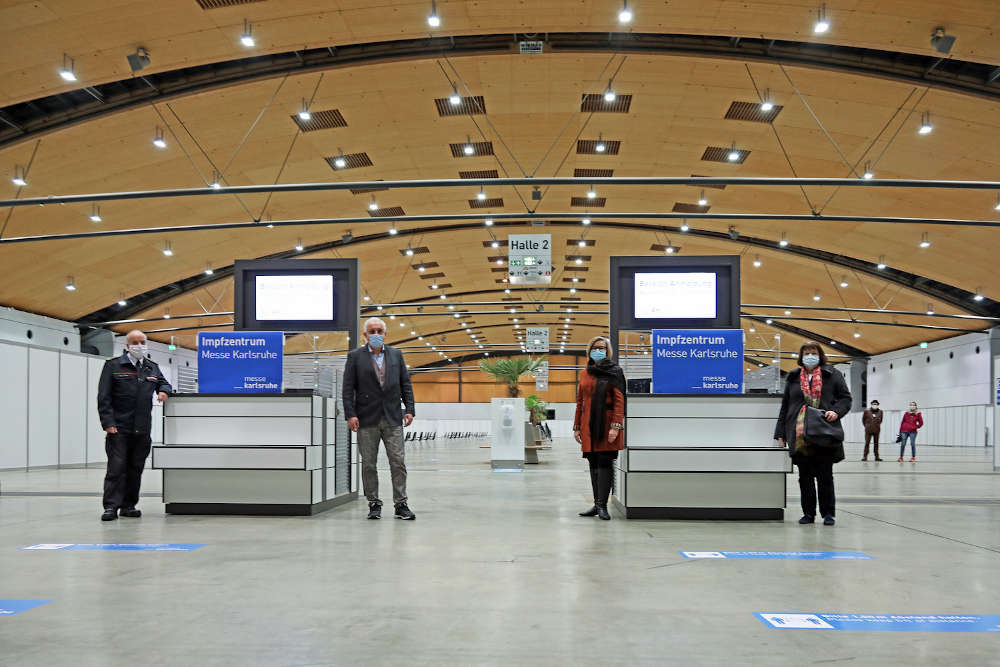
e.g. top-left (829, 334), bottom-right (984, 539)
top-left (774, 365), bottom-right (852, 463)
top-left (97, 354), bottom-right (173, 433)
top-left (342, 345), bottom-right (415, 428)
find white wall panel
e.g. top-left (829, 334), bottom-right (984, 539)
top-left (0, 342), bottom-right (28, 469)
top-left (842, 405), bottom-right (989, 447)
top-left (86, 357), bottom-right (106, 465)
top-left (27, 348), bottom-right (59, 467)
top-left (58, 353), bottom-right (88, 465)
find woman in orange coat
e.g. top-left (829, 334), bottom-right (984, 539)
top-left (573, 336), bottom-right (626, 520)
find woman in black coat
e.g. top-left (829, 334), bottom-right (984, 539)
top-left (774, 341), bottom-right (852, 526)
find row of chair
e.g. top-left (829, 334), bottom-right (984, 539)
top-left (404, 431), bottom-right (437, 442)
top-left (443, 431), bottom-right (488, 439)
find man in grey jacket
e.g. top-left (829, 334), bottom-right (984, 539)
top-left (342, 317), bottom-right (416, 520)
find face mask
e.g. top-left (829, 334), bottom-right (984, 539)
top-left (127, 344), bottom-right (147, 360)
top-left (909, 406), bottom-right (917, 413)
top-left (590, 348), bottom-right (607, 362)
top-left (367, 334), bottom-right (384, 349)
top-left (801, 354), bottom-right (820, 368)
top-left (871, 405), bottom-right (879, 411)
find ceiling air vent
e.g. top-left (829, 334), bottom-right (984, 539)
top-left (562, 277), bottom-right (586, 283)
top-left (434, 96), bottom-right (486, 116)
top-left (581, 94), bottom-right (632, 113)
top-left (411, 261), bottom-right (440, 270)
top-left (450, 141), bottom-right (494, 157)
top-left (565, 255), bottom-right (592, 262)
top-left (577, 139), bottom-right (621, 155)
top-left (566, 239), bottom-right (596, 247)
top-left (571, 197), bottom-right (606, 207)
top-left (724, 100), bottom-right (783, 124)
top-left (430, 283), bottom-right (453, 290)
top-left (650, 244), bottom-right (683, 253)
top-left (481, 240), bottom-right (509, 247)
top-left (293, 109), bottom-right (347, 132)
top-left (419, 272), bottom-right (446, 280)
top-left (672, 202), bottom-right (710, 213)
top-left (324, 153), bottom-right (373, 170)
top-left (690, 174), bottom-right (727, 190)
top-left (398, 246), bottom-right (430, 256)
top-left (368, 206), bottom-right (405, 217)
top-left (574, 168), bottom-right (614, 178)
top-left (460, 169), bottom-right (500, 179)
top-left (701, 146), bottom-right (750, 164)
top-left (196, 0), bottom-right (265, 8)
top-left (469, 198), bottom-right (504, 208)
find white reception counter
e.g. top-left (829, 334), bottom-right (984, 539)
top-left (153, 394), bottom-right (358, 515)
top-left (613, 394), bottom-right (790, 520)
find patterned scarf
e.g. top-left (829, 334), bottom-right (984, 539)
top-left (795, 366), bottom-right (823, 448)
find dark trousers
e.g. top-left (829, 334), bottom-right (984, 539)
top-left (102, 431), bottom-right (152, 510)
top-left (863, 430), bottom-right (880, 459)
top-left (796, 457), bottom-right (835, 518)
top-left (587, 458), bottom-right (614, 507)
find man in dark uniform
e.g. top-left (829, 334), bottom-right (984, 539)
top-left (97, 329), bottom-right (172, 521)
top-left (861, 399), bottom-right (884, 461)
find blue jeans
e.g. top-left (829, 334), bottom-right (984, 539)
top-left (899, 431), bottom-right (917, 458)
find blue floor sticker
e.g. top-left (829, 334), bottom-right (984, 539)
top-left (681, 551), bottom-right (873, 560)
top-left (0, 600), bottom-right (51, 616)
top-left (22, 543), bottom-right (204, 551)
top-left (756, 613), bottom-right (1000, 632)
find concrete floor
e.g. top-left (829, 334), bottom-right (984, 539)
top-left (1, 439), bottom-right (999, 666)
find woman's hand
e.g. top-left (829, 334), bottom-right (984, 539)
top-left (776, 437), bottom-right (785, 447)
top-left (608, 428), bottom-right (619, 444)
top-left (573, 430), bottom-right (582, 444)
top-left (824, 410), bottom-right (838, 422)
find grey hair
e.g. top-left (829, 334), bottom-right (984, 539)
top-left (363, 317), bottom-right (387, 332)
top-left (125, 329), bottom-right (147, 343)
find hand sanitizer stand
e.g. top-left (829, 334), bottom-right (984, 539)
top-left (491, 397), bottom-right (525, 470)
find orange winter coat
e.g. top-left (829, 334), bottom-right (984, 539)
top-left (573, 369), bottom-right (626, 453)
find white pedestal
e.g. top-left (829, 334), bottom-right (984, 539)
top-left (491, 397), bottom-right (525, 469)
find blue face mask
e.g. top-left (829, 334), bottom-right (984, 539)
top-left (367, 334), bottom-right (384, 349)
top-left (590, 348), bottom-right (607, 362)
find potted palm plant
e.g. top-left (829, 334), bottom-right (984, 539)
top-left (478, 355), bottom-right (547, 398)
top-left (524, 394), bottom-right (548, 425)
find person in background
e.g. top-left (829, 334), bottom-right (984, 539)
top-left (96, 330), bottom-right (171, 522)
top-left (574, 336), bottom-right (626, 521)
top-left (342, 317), bottom-right (416, 520)
top-left (898, 401), bottom-right (923, 462)
top-left (774, 341), bottom-right (852, 526)
top-left (861, 399), bottom-right (884, 461)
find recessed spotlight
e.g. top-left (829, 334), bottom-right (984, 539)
top-left (162, 241), bottom-right (173, 257)
top-left (813, 3), bottom-right (830, 33)
top-left (58, 53), bottom-right (77, 81)
top-left (918, 111), bottom-right (933, 134)
top-left (89, 205), bottom-right (102, 222)
top-left (240, 19), bottom-right (255, 47)
top-left (919, 232), bottom-right (931, 248)
top-left (64, 276), bottom-right (76, 291)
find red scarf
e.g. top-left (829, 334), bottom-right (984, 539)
top-left (795, 367), bottom-right (823, 443)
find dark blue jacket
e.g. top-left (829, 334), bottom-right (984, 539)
top-left (97, 353), bottom-right (172, 433)
top-left (342, 345), bottom-right (415, 428)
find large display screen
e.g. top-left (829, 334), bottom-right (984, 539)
top-left (254, 275), bottom-right (334, 321)
top-left (634, 272), bottom-right (717, 319)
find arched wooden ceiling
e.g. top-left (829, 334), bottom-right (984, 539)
top-left (1, 9), bottom-right (998, 370)
top-left (2, 0), bottom-right (998, 108)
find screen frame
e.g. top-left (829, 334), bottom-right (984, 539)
top-left (233, 258), bottom-right (360, 336)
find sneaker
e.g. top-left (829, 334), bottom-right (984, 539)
top-left (897, 457), bottom-right (903, 462)
top-left (120, 507), bottom-right (141, 518)
top-left (798, 516), bottom-right (815, 524)
top-left (367, 501), bottom-right (382, 520)
top-left (394, 503), bottom-right (416, 520)
top-left (909, 457), bottom-right (916, 463)
top-left (101, 509), bottom-right (118, 522)
top-left (823, 516), bottom-right (836, 526)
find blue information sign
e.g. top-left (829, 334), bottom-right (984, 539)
top-left (22, 544), bottom-right (204, 551)
top-left (0, 600), bottom-right (50, 616)
top-left (198, 331), bottom-right (283, 393)
top-left (756, 612), bottom-right (1000, 632)
top-left (682, 551), bottom-right (872, 560)
top-left (652, 329), bottom-right (743, 394)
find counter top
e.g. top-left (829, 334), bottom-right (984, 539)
top-left (627, 393), bottom-right (781, 399)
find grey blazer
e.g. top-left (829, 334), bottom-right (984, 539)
top-left (342, 345), bottom-right (415, 428)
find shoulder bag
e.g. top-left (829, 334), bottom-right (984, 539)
top-left (803, 406), bottom-right (845, 448)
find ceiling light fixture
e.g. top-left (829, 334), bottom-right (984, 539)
top-left (618, 0), bottom-right (633, 23)
top-left (994, 195), bottom-right (1000, 211)
top-left (504, 288), bottom-right (511, 294)
top-left (464, 136), bottom-right (475, 155)
top-left (497, 259), bottom-right (504, 265)
top-left (813, 3), bottom-right (830, 33)
top-left (11, 165), bottom-right (27, 187)
top-left (58, 53), bottom-right (77, 82)
top-left (752, 255), bottom-right (761, 268)
top-left (727, 142), bottom-right (741, 162)
top-left (118, 295), bottom-right (127, 306)
top-left (572, 277), bottom-right (580, 283)
top-left (813, 291), bottom-right (821, 301)
top-left (240, 19), bottom-right (255, 47)
top-left (152, 127), bottom-right (167, 149)
top-left (405, 247), bottom-right (414, 256)
top-left (697, 191), bottom-right (708, 206)
top-left (440, 294), bottom-right (447, 300)
top-left (876, 255), bottom-right (887, 270)
top-left (603, 80), bottom-right (616, 103)
top-left (853, 330), bottom-right (861, 338)
top-left (333, 151), bottom-right (347, 169)
top-left (491, 241), bottom-right (499, 248)
top-left (388, 225), bottom-right (398, 235)
top-left (926, 304), bottom-right (935, 316)
top-left (680, 220), bottom-right (689, 232)
top-left (162, 241), bottom-right (173, 257)
top-left (575, 257), bottom-right (583, 265)
top-left (477, 187), bottom-right (487, 201)
top-left (89, 205), bottom-right (102, 222)
top-left (760, 89), bottom-right (774, 112)
top-left (418, 265), bottom-right (426, 272)
top-left (449, 83), bottom-right (461, 106)
top-left (582, 217), bottom-right (591, 225)
top-left (298, 99), bottom-right (311, 122)
top-left (862, 161), bottom-right (874, 179)
top-left (595, 134), bottom-right (607, 153)
top-left (295, 239), bottom-right (304, 252)
top-left (484, 218), bottom-right (494, 226)
top-left (427, 0), bottom-right (441, 27)
top-left (973, 288), bottom-right (985, 302)
top-left (577, 239), bottom-right (586, 247)
top-left (839, 276), bottom-right (849, 287)
top-left (569, 287), bottom-right (577, 294)
top-left (369, 196), bottom-right (379, 211)
top-left (919, 232), bottom-right (931, 248)
top-left (778, 232), bottom-right (789, 247)
top-left (209, 171), bottom-right (222, 189)
top-left (430, 283), bottom-right (438, 289)
top-left (587, 185), bottom-right (597, 199)
top-left (204, 265), bottom-right (214, 276)
top-left (918, 111), bottom-right (934, 134)
top-left (64, 276), bottom-right (76, 291)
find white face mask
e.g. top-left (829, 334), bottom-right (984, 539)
top-left (127, 344), bottom-right (147, 360)
top-left (801, 354), bottom-right (820, 368)
top-left (909, 405), bottom-right (917, 412)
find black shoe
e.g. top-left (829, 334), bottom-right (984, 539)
top-left (875, 458), bottom-right (884, 462)
top-left (798, 515), bottom-right (815, 524)
top-left (367, 501), bottom-right (382, 520)
top-left (596, 504), bottom-right (611, 520)
top-left (120, 507), bottom-right (141, 518)
top-left (101, 509), bottom-right (118, 522)
top-left (579, 505), bottom-right (600, 517)
top-left (861, 457), bottom-right (868, 461)
top-left (394, 503), bottom-right (416, 520)
top-left (823, 515), bottom-right (836, 526)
